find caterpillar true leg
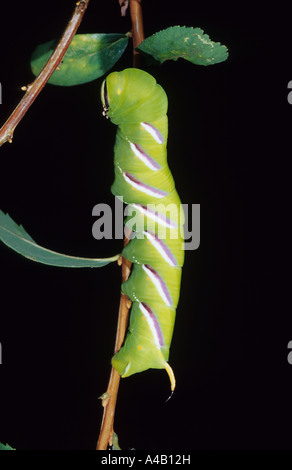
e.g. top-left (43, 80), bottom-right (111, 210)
top-left (101, 68), bottom-right (185, 391)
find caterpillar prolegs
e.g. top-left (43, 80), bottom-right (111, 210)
top-left (101, 68), bottom-right (185, 391)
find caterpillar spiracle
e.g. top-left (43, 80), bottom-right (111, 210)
top-left (101, 68), bottom-right (185, 392)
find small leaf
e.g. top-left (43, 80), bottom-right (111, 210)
top-left (0, 442), bottom-right (15, 450)
top-left (112, 432), bottom-right (121, 450)
top-left (0, 211), bottom-right (120, 268)
top-left (31, 33), bottom-right (129, 86)
top-left (137, 26), bottom-right (228, 66)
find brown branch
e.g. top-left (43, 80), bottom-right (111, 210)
top-left (96, 233), bottom-right (132, 450)
top-left (0, 0), bottom-right (90, 147)
top-left (96, 1), bottom-right (145, 450)
top-left (130, 0), bottom-right (144, 67)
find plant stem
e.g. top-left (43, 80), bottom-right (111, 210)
top-left (0, 0), bottom-right (90, 147)
top-left (96, 0), bottom-right (144, 450)
top-left (130, 0), bottom-right (144, 67)
top-left (96, 234), bottom-right (132, 450)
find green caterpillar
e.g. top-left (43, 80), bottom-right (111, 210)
top-left (101, 68), bottom-right (185, 391)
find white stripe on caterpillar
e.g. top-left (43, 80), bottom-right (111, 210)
top-left (143, 231), bottom-right (177, 266)
top-left (140, 122), bottom-right (164, 144)
top-left (129, 142), bottom-right (161, 171)
top-left (142, 264), bottom-right (172, 306)
top-left (132, 204), bottom-right (178, 229)
top-left (139, 302), bottom-right (163, 349)
top-left (123, 172), bottom-right (167, 198)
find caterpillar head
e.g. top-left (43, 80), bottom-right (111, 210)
top-left (101, 68), bottom-right (167, 125)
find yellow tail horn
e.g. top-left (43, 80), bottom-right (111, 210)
top-left (165, 362), bottom-right (176, 392)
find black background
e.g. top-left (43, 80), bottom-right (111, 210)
top-left (0, 0), bottom-right (290, 451)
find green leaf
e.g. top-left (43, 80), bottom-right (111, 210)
top-left (0, 211), bottom-right (120, 268)
top-left (31, 33), bottom-right (129, 86)
top-left (112, 432), bottom-right (121, 450)
top-left (0, 442), bottom-right (15, 450)
top-left (136, 26), bottom-right (228, 66)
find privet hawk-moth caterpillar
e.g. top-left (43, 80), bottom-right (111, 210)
top-left (101, 68), bottom-right (185, 391)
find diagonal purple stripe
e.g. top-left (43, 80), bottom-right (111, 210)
top-left (144, 264), bottom-right (173, 306)
top-left (130, 142), bottom-right (161, 170)
top-left (133, 204), bottom-right (178, 229)
top-left (140, 302), bottom-right (164, 347)
top-left (141, 122), bottom-right (164, 144)
top-left (124, 172), bottom-right (167, 198)
top-left (144, 230), bottom-right (177, 266)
